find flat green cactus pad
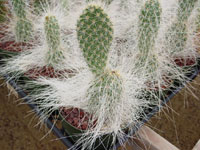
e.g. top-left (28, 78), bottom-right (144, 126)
top-left (77, 5), bottom-right (113, 74)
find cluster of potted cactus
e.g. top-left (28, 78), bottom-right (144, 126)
top-left (0, 0), bottom-right (200, 149)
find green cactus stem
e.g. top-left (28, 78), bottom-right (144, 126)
top-left (77, 5), bottom-right (113, 74)
top-left (177, 0), bottom-right (198, 22)
top-left (44, 15), bottom-right (64, 66)
top-left (0, 1), bottom-right (6, 23)
top-left (15, 18), bottom-right (33, 42)
top-left (137, 0), bottom-right (161, 67)
top-left (167, 0), bottom-right (197, 54)
top-left (11, 0), bottom-right (26, 18)
top-left (88, 70), bottom-right (123, 115)
top-left (33, 0), bottom-right (50, 15)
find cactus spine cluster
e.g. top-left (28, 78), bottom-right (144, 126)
top-left (137, 0), bottom-right (161, 72)
top-left (11, 0), bottom-right (33, 42)
top-left (168, 0), bottom-right (198, 54)
top-left (44, 15), bottom-right (64, 66)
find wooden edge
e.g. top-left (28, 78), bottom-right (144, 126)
top-left (130, 126), bottom-right (179, 150)
top-left (6, 82), bottom-right (19, 98)
top-left (192, 140), bottom-right (200, 150)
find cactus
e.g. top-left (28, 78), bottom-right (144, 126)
top-left (88, 70), bottom-right (123, 115)
top-left (77, 5), bottom-right (113, 74)
top-left (11, 0), bottom-right (26, 18)
top-left (177, 0), bottom-right (197, 22)
top-left (10, 0), bottom-right (33, 42)
top-left (15, 18), bottom-right (33, 42)
top-left (137, 0), bottom-right (161, 68)
top-left (44, 15), bottom-right (64, 66)
top-left (33, 0), bottom-right (50, 15)
top-left (0, 1), bottom-right (6, 23)
top-left (167, 0), bottom-right (198, 54)
top-left (77, 5), bottom-right (122, 118)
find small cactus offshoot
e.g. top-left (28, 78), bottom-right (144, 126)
top-left (44, 15), bottom-right (64, 66)
top-left (77, 5), bottom-right (113, 74)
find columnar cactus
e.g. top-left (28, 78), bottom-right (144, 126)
top-left (11, 0), bottom-right (33, 42)
top-left (77, 5), bottom-right (113, 74)
top-left (167, 0), bottom-right (198, 54)
top-left (44, 15), bottom-right (64, 66)
top-left (137, 0), bottom-right (161, 71)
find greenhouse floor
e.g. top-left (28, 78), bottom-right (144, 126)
top-left (0, 76), bottom-right (200, 150)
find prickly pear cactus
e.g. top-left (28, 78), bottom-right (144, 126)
top-left (77, 5), bottom-right (122, 116)
top-left (137, 0), bottom-right (161, 68)
top-left (77, 5), bottom-right (113, 74)
top-left (44, 15), bottom-right (64, 66)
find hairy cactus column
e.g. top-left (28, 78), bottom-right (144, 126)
top-left (167, 0), bottom-right (198, 54)
top-left (137, 0), bottom-right (161, 73)
top-left (44, 15), bottom-right (64, 67)
top-left (77, 5), bottom-right (122, 121)
top-left (11, 0), bottom-right (33, 42)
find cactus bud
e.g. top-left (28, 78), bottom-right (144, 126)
top-left (77, 5), bottom-right (113, 74)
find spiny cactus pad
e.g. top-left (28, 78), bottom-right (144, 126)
top-left (88, 70), bottom-right (123, 115)
top-left (44, 15), bottom-right (64, 66)
top-left (138, 0), bottom-right (161, 66)
top-left (77, 5), bottom-right (113, 74)
top-left (11, 0), bottom-right (26, 18)
top-left (15, 18), bottom-right (33, 42)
